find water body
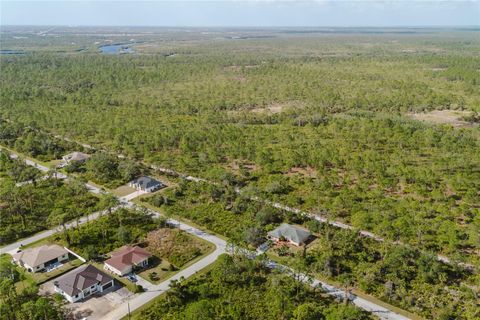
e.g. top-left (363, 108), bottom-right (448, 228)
top-left (0, 50), bottom-right (25, 55)
top-left (99, 44), bottom-right (134, 55)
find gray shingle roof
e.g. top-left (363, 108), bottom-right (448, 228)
top-left (54, 264), bottom-right (113, 296)
top-left (268, 223), bottom-right (311, 244)
top-left (130, 176), bottom-right (163, 190)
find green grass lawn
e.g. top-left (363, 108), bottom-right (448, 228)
top-left (112, 185), bottom-right (137, 197)
top-left (137, 256), bottom-right (175, 284)
top-left (30, 258), bottom-right (84, 284)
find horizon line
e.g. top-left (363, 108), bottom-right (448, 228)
top-left (2, 25), bottom-right (479, 28)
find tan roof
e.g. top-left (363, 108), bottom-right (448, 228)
top-left (13, 244), bottom-right (68, 268)
top-left (54, 264), bottom-right (113, 296)
top-left (105, 246), bottom-right (151, 272)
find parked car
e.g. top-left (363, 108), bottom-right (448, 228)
top-left (126, 273), bottom-right (137, 283)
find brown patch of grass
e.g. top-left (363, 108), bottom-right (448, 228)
top-left (287, 166), bottom-right (318, 178)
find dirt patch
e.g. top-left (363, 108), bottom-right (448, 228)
top-left (407, 110), bottom-right (477, 128)
top-left (287, 166), bottom-right (318, 178)
top-left (227, 159), bottom-right (259, 172)
top-left (224, 65), bottom-right (259, 72)
top-left (251, 101), bottom-right (304, 114)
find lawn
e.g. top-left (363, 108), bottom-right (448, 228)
top-left (30, 257), bottom-right (84, 284)
top-left (113, 185), bottom-right (137, 197)
top-left (137, 256), bottom-right (175, 284)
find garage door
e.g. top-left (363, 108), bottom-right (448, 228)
top-left (102, 281), bottom-right (113, 290)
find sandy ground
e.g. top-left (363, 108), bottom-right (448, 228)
top-left (407, 110), bottom-right (476, 128)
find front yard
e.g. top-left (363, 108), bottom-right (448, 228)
top-left (136, 256), bottom-right (176, 284)
top-left (30, 257), bottom-right (84, 284)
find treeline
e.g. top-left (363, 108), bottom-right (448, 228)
top-left (136, 254), bottom-right (373, 320)
top-left (54, 206), bottom-right (160, 260)
top-left (0, 256), bottom-right (65, 320)
top-left (65, 152), bottom-right (144, 188)
top-left (0, 150), bottom-right (41, 183)
top-left (0, 119), bottom-right (81, 161)
top-left (0, 157), bottom-right (102, 245)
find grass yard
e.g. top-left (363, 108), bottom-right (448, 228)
top-left (30, 257), bottom-right (84, 284)
top-left (113, 185), bottom-right (137, 197)
top-left (137, 256), bottom-right (175, 284)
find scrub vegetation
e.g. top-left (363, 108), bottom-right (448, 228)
top-left (1, 27), bottom-right (479, 319)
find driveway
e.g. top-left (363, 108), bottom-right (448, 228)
top-left (120, 190), bottom-right (147, 201)
top-left (40, 280), bottom-right (132, 320)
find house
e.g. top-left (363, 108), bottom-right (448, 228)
top-left (128, 176), bottom-right (163, 192)
top-left (267, 223), bottom-right (312, 246)
top-left (54, 264), bottom-right (114, 303)
top-left (62, 152), bottom-right (90, 164)
top-left (12, 245), bottom-right (69, 273)
top-left (104, 245), bottom-right (152, 276)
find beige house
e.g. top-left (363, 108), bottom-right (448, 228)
top-left (12, 245), bottom-right (69, 273)
top-left (104, 245), bottom-right (152, 276)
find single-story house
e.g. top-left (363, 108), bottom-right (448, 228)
top-left (54, 264), bottom-right (114, 303)
top-left (62, 152), bottom-right (91, 164)
top-left (267, 223), bottom-right (312, 246)
top-left (104, 245), bottom-right (152, 276)
top-left (128, 176), bottom-right (163, 192)
top-left (12, 245), bottom-right (69, 273)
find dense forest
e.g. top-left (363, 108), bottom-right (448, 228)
top-left (136, 253), bottom-right (373, 320)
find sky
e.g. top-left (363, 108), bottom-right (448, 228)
top-left (1, 1), bottom-right (479, 27)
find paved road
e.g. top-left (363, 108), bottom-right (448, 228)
top-left (2, 148), bottom-right (413, 320)
top-left (278, 264), bottom-right (410, 320)
top-left (6, 131), bottom-right (469, 269)
top-left (0, 208), bottom-right (117, 255)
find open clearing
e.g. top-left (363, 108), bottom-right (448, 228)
top-left (407, 110), bottom-right (476, 128)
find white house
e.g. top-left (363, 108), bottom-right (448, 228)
top-left (128, 176), bottom-right (163, 192)
top-left (104, 245), bottom-right (152, 276)
top-left (12, 245), bottom-right (69, 273)
top-left (54, 264), bottom-right (115, 303)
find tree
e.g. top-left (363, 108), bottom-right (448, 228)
top-left (244, 227), bottom-right (264, 247)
